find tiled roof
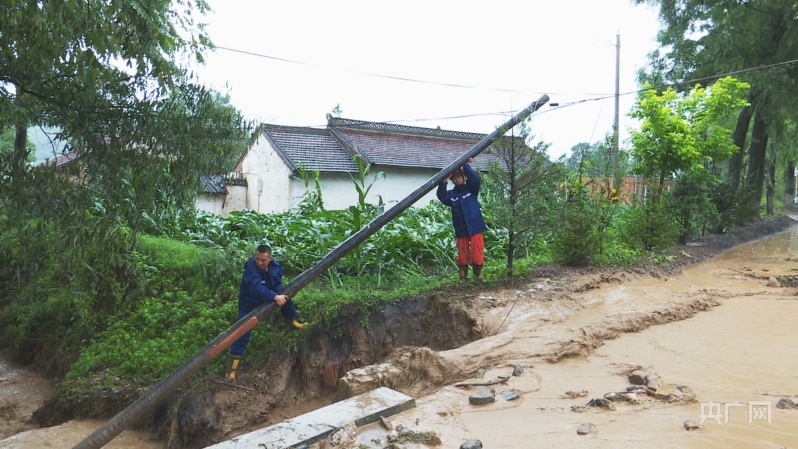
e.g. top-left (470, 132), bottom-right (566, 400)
top-left (38, 150), bottom-right (79, 168)
top-left (244, 117), bottom-right (512, 174)
top-left (199, 175), bottom-right (228, 195)
top-left (263, 125), bottom-right (359, 173)
top-left (328, 116), bottom-right (498, 171)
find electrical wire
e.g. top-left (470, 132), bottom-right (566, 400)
top-left (494, 293), bottom-right (520, 336)
top-left (214, 45), bottom-right (798, 133)
top-left (214, 46), bottom-right (544, 95)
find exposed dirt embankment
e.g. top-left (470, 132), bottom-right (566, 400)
top-left (20, 215), bottom-right (798, 448)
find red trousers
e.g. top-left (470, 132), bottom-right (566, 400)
top-left (456, 233), bottom-right (484, 266)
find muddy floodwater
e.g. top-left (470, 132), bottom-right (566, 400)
top-left (2, 225), bottom-right (798, 449)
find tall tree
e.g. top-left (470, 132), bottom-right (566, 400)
top-left (777, 120), bottom-right (798, 208)
top-left (635, 0), bottom-right (798, 216)
top-left (0, 2), bottom-right (250, 342)
top-left (1, 2), bottom-right (249, 242)
top-left (484, 121), bottom-right (565, 277)
top-left (0, 1), bottom-right (248, 215)
top-left (566, 139), bottom-right (615, 177)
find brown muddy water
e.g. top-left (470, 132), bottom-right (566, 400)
top-left (2, 226), bottom-right (798, 449)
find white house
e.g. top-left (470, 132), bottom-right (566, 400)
top-left (197, 115), bottom-right (500, 216)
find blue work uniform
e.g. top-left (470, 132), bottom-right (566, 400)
top-left (229, 256), bottom-right (298, 356)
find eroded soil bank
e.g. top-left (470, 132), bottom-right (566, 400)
top-left (1, 215), bottom-right (796, 449)
top-left (371, 217), bottom-right (798, 448)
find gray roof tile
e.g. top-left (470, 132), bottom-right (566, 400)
top-left (242, 118), bottom-right (510, 175)
top-left (328, 117), bottom-right (499, 171)
top-left (263, 125), bottom-right (359, 173)
top-left (199, 175), bottom-right (228, 194)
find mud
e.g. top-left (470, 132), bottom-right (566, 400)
top-left (0, 214), bottom-right (795, 449)
top-left (0, 354), bottom-right (53, 439)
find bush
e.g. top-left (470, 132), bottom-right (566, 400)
top-left (618, 193), bottom-right (680, 252)
top-left (552, 194), bottom-right (603, 266)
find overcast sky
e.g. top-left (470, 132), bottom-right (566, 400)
top-left (195, 1), bottom-right (662, 160)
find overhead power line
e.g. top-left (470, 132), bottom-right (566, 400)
top-left (213, 44), bottom-right (798, 131)
top-left (214, 45), bottom-right (549, 95)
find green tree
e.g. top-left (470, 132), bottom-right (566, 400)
top-left (552, 188), bottom-right (603, 266)
top-left (0, 127), bottom-right (34, 162)
top-left (619, 188), bottom-right (680, 252)
top-left (484, 122), bottom-right (565, 277)
top-left (565, 135), bottom-right (630, 178)
top-left (775, 120), bottom-right (798, 209)
top-left (635, 0), bottom-right (798, 217)
top-left (1, 1), bottom-right (248, 225)
top-left (0, 2), bottom-right (249, 365)
top-left (665, 171), bottom-right (720, 243)
top-left (629, 77), bottom-right (749, 241)
top-left (629, 77), bottom-right (750, 184)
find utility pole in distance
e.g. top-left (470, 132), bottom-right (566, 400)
top-left (613, 32), bottom-right (620, 174)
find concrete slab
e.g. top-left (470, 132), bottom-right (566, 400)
top-left (204, 387), bottom-right (415, 449)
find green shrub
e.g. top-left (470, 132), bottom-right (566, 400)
top-left (618, 194), bottom-right (680, 252)
top-left (552, 194), bottom-right (603, 266)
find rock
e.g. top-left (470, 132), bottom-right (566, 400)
top-left (334, 363), bottom-right (404, 401)
top-left (412, 431), bottom-right (442, 445)
top-left (498, 389), bottom-right (520, 401)
top-left (475, 368), bottom-right (486, 379)
top-left (327, 421), bottom-right (358, 448)
top-left (577, 423), bottom-right (596, 435)
top-left (512, 364), bottom-right (524, 376)
top-left (644, 374), bottom-right (660, 389)
top-left (767, 276), bottom-right (781, 287)
top-left (654, 383), bottom-right (694, 402)
top-left (469, 390), bottom-right (496, 405)
top-left (587, 398), bottom-right (613, 408)
top-left (628, 370), bottom-right (647, 385)
top-left (460, 440), bottom-right (483, 449)
top-left (684, 420), bottom-right (700, 430)
top-left (676, 384), bottom-right (695, 397)
top-left (379, 415), bottom-right (393, 430)
top-left (777, 398), bottom-right (795, 409)
top-left (564, 389), bottom-right (589, 399)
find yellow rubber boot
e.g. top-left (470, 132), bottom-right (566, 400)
top-left (292, 319), bottom-right (305, 330)
top-left (225, 354), bottom-right (240, 382)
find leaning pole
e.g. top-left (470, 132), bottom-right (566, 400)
top-left (73, 94), bottom-right (549, 449)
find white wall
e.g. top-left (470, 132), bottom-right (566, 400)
top-left (212, 137), bottom-right (451, 216)
top-left (288, 166), bottom-right (442, 211)
top-left (366, 166), bottom-right (441, 209)
top-left (238, 136), bottom-right (294, 214)
top-left (223, 185), bottom-right (247, 215)
top-left (196, 194), bottom-right (225, 215)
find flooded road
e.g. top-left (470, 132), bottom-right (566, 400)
top-left (2, 224), bottom-right (797, 449)
top-left (375, 226), bottom-right (798, 448)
